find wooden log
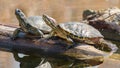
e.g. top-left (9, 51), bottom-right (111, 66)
top-left (0, 24), bottom-right (115, 63)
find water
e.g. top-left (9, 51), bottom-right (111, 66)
top-left (0, 51), bottom-right (19, 68)
top-left (0, 54), bottom-right (119, 68)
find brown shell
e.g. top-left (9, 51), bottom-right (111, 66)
top-left (27, 16), bottom-right (52, 32)
top-left (59, 22), bottom-right (104, 38)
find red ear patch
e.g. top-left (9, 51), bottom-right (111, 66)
top-left (89, 37), bottom-right (101, 43)
top-left (47, 15), bottom-right (56, 23)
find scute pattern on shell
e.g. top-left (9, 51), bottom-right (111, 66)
top-left (59, 22), bottom-right (103, 38)
top-left (27, 16), bottom-right (52, 32)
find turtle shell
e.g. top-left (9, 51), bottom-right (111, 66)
top-left (27, 16), bottom-right (52, 32)
top-left (59, 22), bottom-right (103, 38)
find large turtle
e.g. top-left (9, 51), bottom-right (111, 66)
top-left (12, 9), bottom-right (51, 40)
top-left (42, 14), bottom-right (118, 52)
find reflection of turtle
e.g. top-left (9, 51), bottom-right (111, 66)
top-left (42, 14), bottom-right (118, 52)
top-left (12, 9), bottom-right (51, 40)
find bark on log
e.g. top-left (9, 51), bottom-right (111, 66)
top-left (0, 24), bottom-right (114, 62)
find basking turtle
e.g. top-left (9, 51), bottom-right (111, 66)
top-left (82, 9), bottom-right (97, 20)
top-left (12, 9), bottom-right (51, 40)
top-left (42, 14), bottom-right (104, 44)
top-left (42, 14), bottom-right (118, 52)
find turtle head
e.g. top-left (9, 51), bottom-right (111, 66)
top-left (15, 9), bottom-right (26, 20)
top-left (42, 14), bottom-right (57, 29)
top-left (15, 9), bottom-right (28, 29)
top-left (83, 9), bottom-right (96, 20)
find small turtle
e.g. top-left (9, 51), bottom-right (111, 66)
top-left (42, 14), bottom-right (118, 52)
top-left (12, 9), bottom-right (51, 40)
top-left (82, 9), bottom-right (97, 20)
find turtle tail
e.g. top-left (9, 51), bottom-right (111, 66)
top-left (98, 39), bottom-right (118, 56)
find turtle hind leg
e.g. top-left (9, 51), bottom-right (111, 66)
top-left (11, 28), bottom-right (23, 40)
top-left (66, 37), bottom-right (74, 44)
top-left (65, 35), bottom-right (74, 44)
top-left (28, 26), bottom-right (44, 38)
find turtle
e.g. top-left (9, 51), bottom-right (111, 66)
top-left (42, 14), bottom-right (104, 44)
top-left (82, 9), bottom-right (97, 20)
top-left (42, 14), bottom-right (118, 52)
top-left (12, 9), bottom-right (51, 40)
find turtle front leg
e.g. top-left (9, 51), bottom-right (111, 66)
top-left (36, 29), bottom-right (44, 38)
top-left (66, 37), bottom-right (74, 44)
top-left (30, 28), bottom-right (44, 38)
top-left (27, 28), bottom-right (44, 39)
top-left (11, 28), bottom-right (23, 40)
top-left (43, 30), bottom-right (55, 38)
top-left (66, 37), bottom-right (75, 49)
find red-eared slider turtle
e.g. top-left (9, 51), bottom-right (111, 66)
top-left (12, 9), bottom-right (51, 40)
top-left (42, 14), bottom-right (104, 44)
top-left (42, 14), bottom-right (118, 52)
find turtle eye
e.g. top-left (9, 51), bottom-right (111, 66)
top-left (15, 9), bottom-right (21, 13)
top-left (17, 10), bottom-right (20, 13)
